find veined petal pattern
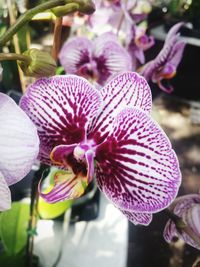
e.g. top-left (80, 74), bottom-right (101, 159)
top-left (20, 75), bottom-right (102, 159)
top-left (96, 108), bottom-right (181, 213)
top-left (88, 72), bottom-right (152, 144)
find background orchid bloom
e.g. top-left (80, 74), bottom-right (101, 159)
top-left (20, 72), bottom-right (181, 225)
top-left (140, 22), bottom-right (186, 93)
top-left (0, 93), bottom-right (39, 211)
top-left (128, 24), bottom-right (154, 67)
top-left (59, 32), bottom-right (132, 85)
top-left (164, 194), bottom-right (200, 250)
top-left (87, 0), bottom-right (149, 37)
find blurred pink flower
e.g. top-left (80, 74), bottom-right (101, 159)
top-left (128, 24), bottom-right (154, 67)
top-left (59, 32), bottom-right (132, 85)
top-left (140, 23), bottom-right (185, 93)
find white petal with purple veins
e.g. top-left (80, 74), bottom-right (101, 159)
top-left (121, 209), bottom-right (153, 225)
top-left (0, 171), bottom-right (11, 211)
top-left (93, 33), bottom-right (132, 84)
top-left (0, 93), bottom-right (39, 185)
top-left (164, 205), bottom-right (200, 249)
top-left (20, 75), bottom-right (102, 162)
top-left (59, 37), bottom-right (93, 74)
top-left (96, 107), bottom-right (181, 213)
top-left (88, 72), bottom-right (152, 144)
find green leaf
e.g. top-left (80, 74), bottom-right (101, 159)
top-left (38, 190), bottom-right (72, 219)
top-left (0, 202), bottom-right (29, 255)
top-left (0, 253), bottom-right (25, 267)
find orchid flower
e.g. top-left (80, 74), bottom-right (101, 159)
top-left (20, 72), bottom-right (181, 225)
top-left (164, 194), bottom-right (200, 250)
top-left (0, 93), bottom-right (39, 211)
top-left (128, 24), bottom-right (154, 67)
top-left (59, 32), bottom-right (132, 85)
top-left (87, 0), bottom-right (149, 35)
top-left (140, 22), bottom-right (186, 93)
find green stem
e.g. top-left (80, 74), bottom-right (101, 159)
top-left (0, 52), bottom-right (31, 64)
top-left (0, 0), bottom-right (67, 46)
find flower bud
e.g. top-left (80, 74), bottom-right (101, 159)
top-left (51, 3), bottom-right (79, 17)
top-left (77, 0), bottom-right (95, 14)
top-left (51, 0), bottom-right (95, 17)
top-left (19, 49), bottom-right (56, 78)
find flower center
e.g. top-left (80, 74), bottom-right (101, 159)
top-left (73, 146), bottom-right (86, 162)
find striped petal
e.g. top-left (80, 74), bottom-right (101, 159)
top-left (59, 37), bottom-right (92, 74)
top-left (95, 107), bottom-right (181, 213)
top-left (40, 169), bottom-right (88, 203)
top-left (20, 75), bottom-right (102, 163)
top-left (164, 194), bottom-right (200, 249)
top-left (163, 219), bottom-right (177, 242)
top-left (93, 33), bottom-right (132, 85)
top-left (0, 93), bottom-right (39, 185)
top-left (183, 205), bottom-right (200, 249)
top-left (165, 22), bottom-right (184, 43)
top-left (88, 72), bottom-right (152, 144)
top-left (172, 194), bottom-right (200, 215)
top-left (121, 210), bottom-right (152, 225)
top-left (164, 205), bottom-right (200, 250)
top-left (0, 171), bottom-right (11, 211)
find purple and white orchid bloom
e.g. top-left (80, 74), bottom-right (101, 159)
top-left (87, 0), bottom-right (148, 35)
top-left (0, 93), bottom-right (39, 211)
top-left (164, 194), bottom-right (200, 250)
top-left (128, 24), bottom-right (154, 67)
top-left (140, 22), bottom-right (186, 93)
top-left (20, 72), bottom-right (181, 225)
top-left (59, 32), bottom-right (132, 86)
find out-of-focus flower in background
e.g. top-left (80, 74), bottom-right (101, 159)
top-left (128, 24), bottom-right (154, 67)
top-left (0, 93), bottom-right (39, 211)
top-left (88, 0), bottom-right (152, 35)
top-left (59, 32), bottom-right (132, 85)
top-left (164, 194), bottom-right (200, 249)
top-left (139, 22), bottom-right (186, 93)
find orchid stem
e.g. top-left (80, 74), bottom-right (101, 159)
top-left (25, 165), bottom-right (47, 267)
top-left (165, 209), bottom-right (200, 247)
top-left (51, 17), bottom-right (63, 61)
top-left (6, 0), bottom-right (27, 93)
top-left (0, 52), bottom-right (31, 64)
top-left (116, 12), bottom-right (125, 35)
top-left (116, 0), bottom-right (128, 35)
top-left (0, 0), bottom-right (68, 46)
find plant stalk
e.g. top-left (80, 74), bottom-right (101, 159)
top-left (0, 0), bottom-right (68, 46)
top-left (51, 17), bottom-right (63, 60)
top-left (0, 52), bottom-right (31, 64)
